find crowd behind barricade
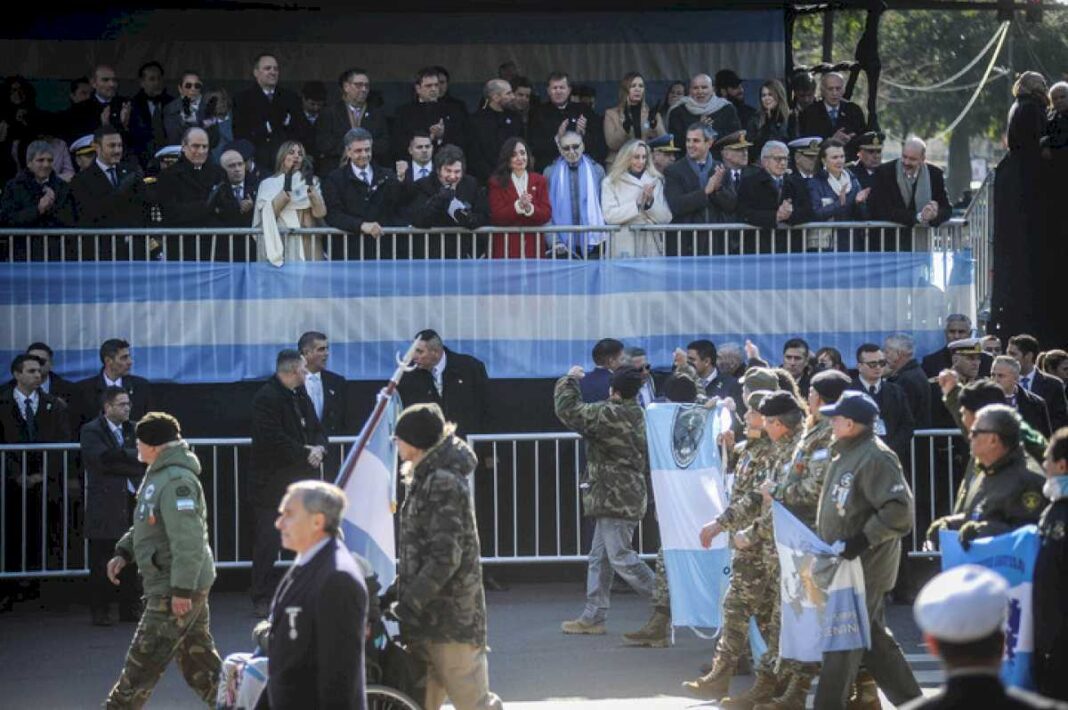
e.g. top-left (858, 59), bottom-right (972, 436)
top-left (2, 318), bottom-right (1068, 707)
top-left (11, 57), bottom-right (1061, 262)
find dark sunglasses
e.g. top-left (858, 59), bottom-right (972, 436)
top-left (861, 359), bottom-right (887, 368)
top-left (183, 82), bottom-right (203, 90)
top-left (561, 143), bottom-right (582, 152)
top-left (968, 429), bottom-right (995, 439)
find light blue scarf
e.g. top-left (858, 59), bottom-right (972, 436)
top-left (1044, 475), bottom-right (1068, 502)
top-left (548, 155), bottom-right (605, 254)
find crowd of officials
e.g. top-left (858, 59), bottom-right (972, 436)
top-left (18, 56), bottom-right (1063, 262)
top-left (3, 318), bottom-right (1068, 707)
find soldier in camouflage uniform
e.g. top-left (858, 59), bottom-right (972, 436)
top-left (682, 387), bottom-right (780, 700)
top-left (754, 370), bottom-right (852, 710)
top-left (391, 403), bottom-right (502, 710)
top-left (104, 412), bottom-right (221, 709)
top-left (555, 364), bottom-right (655, 635)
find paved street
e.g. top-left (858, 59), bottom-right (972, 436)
top-left (0, 580), bottom-right (941, 708)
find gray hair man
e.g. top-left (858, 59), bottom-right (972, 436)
top-left (0, 140), bottom-right (75, 235)
top-left (884, 332), bottom-right (932, 429)
top-left (992, 355), bottom-right (1053, 437)
top-left (322, 126), bottom-right (403, 254)
top-left (623, 346), bottom-right (656, 407)
top-left (542, 129), bottom-right (607, 257)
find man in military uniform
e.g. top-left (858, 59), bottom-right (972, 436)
top-left (927, 404), bottom-right (1046, 550)
top-left (814, 392), bottom-right (921, 709)
top-left (905, 565), bottom-right (1068, 710)
top-left (390, 403), bottom-right (502, 710)
top-left (104, 412), bottom-right (221, 709)
top-left (755, 369), bottom-right (852, 709)
top-left (849, 132), bottom-right (884, 191)
top-left (682, 386), bottom-right (779, 700)
top-left (555, 365), bottom-right (655, 635)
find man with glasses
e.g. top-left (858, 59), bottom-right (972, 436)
top-left (164, 72), bottom-right (206, 146)
top-left (316, 67), bottom-right (389, 169)
top-left (542, 130), bottom-right (606, 257)
top-left (852, 343), bottom-right (915, 466)
top-left (737, 140), bottom-right (812, 237)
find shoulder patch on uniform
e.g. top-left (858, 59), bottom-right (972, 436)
top-left (1022, 491), bottom-right (1043, 512)
top-left (812, 449), bottom-right (829, 461)
top-left (174, 485), bottom-right (191, 497)
top-left (175, 498), bottom-right (196, 511)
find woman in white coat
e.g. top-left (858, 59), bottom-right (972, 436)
top-left (254, 140), bottom-right (327, 266)
top-left (600, 139), bottom-right (672, 257)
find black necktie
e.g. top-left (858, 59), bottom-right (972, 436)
top-left (869, 384), bottom-right (877, 396)
top-left (107, 167), bottom-right (118, 187)
top-left (233, 185), bottom-right (243, 201)
top-left (24, 399), bottom-right (37, 440)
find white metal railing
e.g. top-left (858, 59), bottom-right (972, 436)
top-left (1, 428), bottom-right (969, 579)
top-left (962, 169), bottom-right (995, 318)
top-left (0, 219), bottom-right (973, 263)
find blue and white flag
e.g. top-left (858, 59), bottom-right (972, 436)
top-left (645, 401), bottom-right (733, 629)
top-left (336, 391), bottom-right (401, 591)
top-left (939, 525), bottom-right (1040, 689)
top-left (772, 502), bottom-right (871, 662)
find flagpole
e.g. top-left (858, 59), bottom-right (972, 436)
top-left (335, 337), bottom-right (420, 489)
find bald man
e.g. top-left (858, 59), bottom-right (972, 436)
top-left (207, 149), bottom-right (257, 230)
top-left (869, 135), bottom-right (952, 229)
top-left (468, 79), bottom-right (523, 179)
top-left (158, 127), bottom-right (224, 227)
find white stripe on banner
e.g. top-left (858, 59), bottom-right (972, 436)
top-left (646, 402), bottom-right (733, 629)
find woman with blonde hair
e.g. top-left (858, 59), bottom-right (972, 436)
top-left (603, 73), bottom-right (665, 164)
top-left (254, 140), bottom-right (327, 266)
top-left (601, 139), bottom-right (671, 257)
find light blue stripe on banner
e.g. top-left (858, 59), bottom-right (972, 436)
top-left (664, 548), bottom-right (731, 630)
top-left (0, 251), bottom-right (973, 305)
top-left (340, 519), bottom-right (395, 595)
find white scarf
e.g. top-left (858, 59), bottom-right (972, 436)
top-left (254, 172), bottom-right (313, 267)
top-left (826, 170), bottom-right (851, 196)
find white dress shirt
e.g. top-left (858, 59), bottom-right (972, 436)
top-left (14, 388), bottom-right (38, 417)
top-left (432, 352), bottom-right (448, 396)
top-left (305, 371), bottom-right (324, 421)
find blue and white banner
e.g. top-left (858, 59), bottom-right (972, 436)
top-left (773, 502), bottom-right (871, 662)
top-left (645, 401), bottom-right (733, 629)
top-left (1, 252), bottom-right (974, 383)
top-left (940, 525), bottom-right (1040, 690)
top-left (336, 391), bottom-right (401, 591)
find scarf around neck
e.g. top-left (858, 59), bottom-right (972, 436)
top-left (673, 95), bottom-right (731, 118)
top-left (895, 159), bottom-right (931, 212)
top-left (548, 155), bottom-right (605, 252)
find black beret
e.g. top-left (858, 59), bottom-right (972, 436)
top-left (610, 365), bottom-right (644, 400)
top-left (757, 390), bottom-right (800, 417)
top-left (811, 369), bottom-right (852, 403)
top-left (395, 403), bottom-right (445, 449)
top-left (135, 412), bottom-right (181, 446)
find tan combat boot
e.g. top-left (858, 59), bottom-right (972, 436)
top-left (720, 670), bottom-right (781, 710)
top-left (754, 672), bottom-right (813, 710)
top-left (681, 656), bottom-right (734, 700)
top-left (622, 608), bottom-right (671, 648)
top-left (846, 670), bottom-right (880, 710)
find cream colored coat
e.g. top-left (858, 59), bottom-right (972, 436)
top-left (600, 171), bottom-right (672, 257)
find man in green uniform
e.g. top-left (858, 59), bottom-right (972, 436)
top-left (104, 412), bottom-right (221, 709)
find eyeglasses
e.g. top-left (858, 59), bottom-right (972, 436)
top-left (968, 429), bottom-right (995, 439)
top-left (767, 155), bottom-right (789, 162)
top-left (561, 144), bottom-right (582, 152)
top-left (183, 82), bottom-right (203, 90)
top-left (861, 360), bottom-right (887, 368)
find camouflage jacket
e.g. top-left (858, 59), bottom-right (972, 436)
top-left (398, 434), bottom-right (487, 647)
top-left (115, 441), bottom-right (216, 598)
top-left (717, 435), bottom-right (775, 532)
top-left (773, 417), bottom-right (834, 529)
top-left (749, 427), bottom-right (805, 545)
top-left (554, 375), bottom-right (648, 521)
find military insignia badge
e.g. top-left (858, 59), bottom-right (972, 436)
top-left (1021, 491), bottom-right (1043, 512)
top-left (671, 404), bottom-right (710, 468)
top-left (143, 483), bottom-right (156, 500)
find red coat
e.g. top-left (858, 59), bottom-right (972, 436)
top-left (488, 171), bottom-right (551, 258)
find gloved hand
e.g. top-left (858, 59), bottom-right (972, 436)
top-left (283, 168), bottom-right (295, 193)
top-left (926, 516), bottom-right (952, 543)
top-left (958, 521), bottom-right (983, 550)
top-left (840, 532), bottom-right (869, 560)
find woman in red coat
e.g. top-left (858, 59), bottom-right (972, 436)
top-left (488, 136), bottom-right (551, 258)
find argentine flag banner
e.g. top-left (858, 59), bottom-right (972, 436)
top-left (939, 525), bottom-right (1040, 689)
top-left (772, 501), bottom-right (871, 662)
top-left (336, 391), bottom-right (401, 591)
top-left (645, 401), bottom-right (733, 629)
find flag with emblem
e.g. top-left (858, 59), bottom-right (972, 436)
top-left (645, 401), bottom-right (733, 629)
top-left (939, 524), bottom-right (1040, 689)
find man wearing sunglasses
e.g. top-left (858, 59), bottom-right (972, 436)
top-left (163, 71), bottom-right (207, 145)
top-left (850, 343), bottom-right (915, 466)
top-left (542, 130), bottom-right (607, 257)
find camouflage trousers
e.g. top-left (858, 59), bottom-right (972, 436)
top-left (711, 546), bottom-right (780, 674)
top-left (651, 548), bottom-right (670, 611)
top-left (105, 591), bottom-right (221, 709)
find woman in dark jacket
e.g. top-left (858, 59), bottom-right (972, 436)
top-left (746, 79), bottom-right (792, 163)
top-left (806, 139), bottom-right (869, 250)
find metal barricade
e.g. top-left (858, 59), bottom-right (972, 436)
top-left (908, 427), bottom-right (969, 558)
top-left (962, 170), bottom-right (995, 316)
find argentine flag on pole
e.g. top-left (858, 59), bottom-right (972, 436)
top-left (939, 525), bottom-right (1040, 689)
top-left (645, 401), bottom-right (733, 630)
top-left (335, 391), bottom-right (402, 591)
top-left (772, 501), bottom-right (871, 662)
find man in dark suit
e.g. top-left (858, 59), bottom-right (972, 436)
top-left (921, 315), bottom-right (994, 378)
top-left (0, 141), bottom-right (76, 259)
top-left (1008, 334), bottom-right (1068, 431)
top-left (885, 333), bottom-right (932, 430)
top-left (991, 355), bottom-right (1052, 438)
top-left (297, 331), bottom-right (349, 438)
top-left (257, 481), bottom-right (367, 710)
top-left (580, 338), bottom-right (625, 403)
top-left (395, 131), bottom-right (435, 186)
top-left (392, 67), bottom-right (468, 162)
top-left (664, 124), bottom-right (738, 256)
top-left (75, 338), bottom-right (154, 433)
top-left (849, 131), bottom-right (885, 191)
top-left (406, 145), bottom-right (489, 258)
top-left (157, 127), bottom-right (224, 229)
top-left (64, 65), bottom-right (131, 145)
top-left (162, 71), bottom-right (208, 146)
top-left (126, 61), bottom-right (173, 167)
top-left (80, 386), bottom-right (144, 625)
top-left (315, 67), bottom-right (390, 170)
top-left (851, 343), bottom-right (915, 464)
top-left (397, 329), bottom-right (489, 439)
top-left (869, 136), bottom-right (952, 232)
top-left (685, 339), bottom-right (743, 413)
top-left (70, 126), bottom-right (146, 234)
top-left (23, 342), bottom-right (76, 406)
top-left (233, 53), bottom-right (303, 173)
top-left (737, 140), bottom-right (813, 250)
top-left (208, 148), bottom-right (257, 229)
top-left (249, 349), bottom-right (327, 617)
top-left (798, 72), bottom-right (866, 153)
top-left (322, 127), bottom-right (404, 259)
top-left (291, 81), bottom-right (326, 158)
top-left (467, 79), bottom-right (523, 180)
top-left (528, 71), bottom-right (606, 165)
